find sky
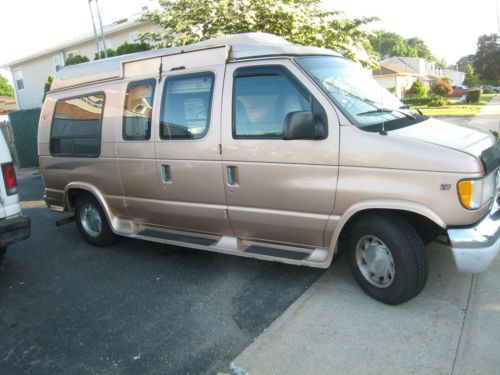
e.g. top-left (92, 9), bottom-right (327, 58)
top-left (1, 0), bottom-right (499, 83)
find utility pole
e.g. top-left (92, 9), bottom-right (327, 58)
top-left (88, 0), bottom-right (102, 60)
top-left (497, 5), bottom-right (500, 36)
top-left (95, 0), bottom-right (108, 58)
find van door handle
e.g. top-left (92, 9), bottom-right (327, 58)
top-left (161, 165), bottom-right (172, 183)
top-left (227, 166), bottom-right (238, 187)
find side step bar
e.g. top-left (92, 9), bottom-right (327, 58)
top-left (133, 228), bottom-right (329, 268)
top-left (138, 229), bottom-right (217, 246)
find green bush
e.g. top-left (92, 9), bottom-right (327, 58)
top-left (401, 97), bottom-right (435, 106)
top-left (116, 42), bottom-right (151, 55)
top-left (428, 97), bottom-right (448, 107)
top-left (65, 54), bottom-right (90, 66)
top-left (466, 89), bottom-right (482, 103)
top-left (407, 79), bottom-right (427, 97)
top-left (482, 87), bottom-right (494, 94)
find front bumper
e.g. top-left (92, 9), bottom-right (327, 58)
top-left (448, 195), bottom-right (500, 273)
top-left (0, 214), bottom-right (31, 248)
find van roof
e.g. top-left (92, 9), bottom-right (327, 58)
top-left (51, 33), bottom-right (340, 91)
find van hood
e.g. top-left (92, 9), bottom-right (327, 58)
top-left (390, 117), bottom-right (495, 158)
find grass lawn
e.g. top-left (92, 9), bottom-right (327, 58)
top-left (415, 94), bottom-right (497, 117)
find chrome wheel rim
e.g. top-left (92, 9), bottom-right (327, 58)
top-left (355, 235), bottom-right (395, 288)
top-left (80, 203), bottom-right (102, 238)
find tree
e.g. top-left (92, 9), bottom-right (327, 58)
top-left (65, 54), bottom-right (90, 66)
top-left (431, 79), bottom-right (452, 97)
top-left (463, 64), bottom-right (481, 87)
top-left (406, 37), bottom-right (434, 60)
top-left (456, 55), bottom-right (474, 72)
top-left (368, 30), bottom-right (438, 61)
top-left (140, 0), bottom-right (378, 67)
top-left (473, 34), bottom-right (500, 83)
top-left (0, 75), bottom-right (14, 97)
top-left (42, 74), bottom-right (54, 102)
top-left (407, 79), bottom-right (427, 97)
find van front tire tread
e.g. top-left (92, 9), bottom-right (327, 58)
top-left (346, 213), bottom-right (428, 305)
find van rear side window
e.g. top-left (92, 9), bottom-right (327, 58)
top-left (123, 80), bottom-right (156, 140)
top-left (50, 93), bottom-right (104, 157)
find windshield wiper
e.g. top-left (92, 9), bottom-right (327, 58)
top-left (357, 107), bottom-right (416, 120)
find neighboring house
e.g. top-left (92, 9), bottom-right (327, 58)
top-left (373, 56), bottom-right (444, 98)
top-left (440, 69), bottom-right (465, 86)
top-left (373, 57), bottom-right (466, 98)
top-left (1, 14), bottom-right (161, 110)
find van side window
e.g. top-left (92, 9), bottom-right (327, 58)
top-left (160, 72), bottom-right (214, 140)
top-left (123, 79), bottom-right (156, 140)
top-left (50, 93), bottom-right (104, 157)
top-left (233, 68), bottom-right (310, 138)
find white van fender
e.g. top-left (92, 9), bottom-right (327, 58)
top-left (325, 199), bottom-right (446, 265)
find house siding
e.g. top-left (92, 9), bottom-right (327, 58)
top-left (7, 21), bottom-right (161, 110)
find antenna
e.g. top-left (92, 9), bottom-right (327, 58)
top-left (379, 31), bottom-right (387, 135)
top-left (95, 0), bottom-right (108, 59)
top-left (88, 0), bottom-right (102, 60)
top-left (497, 5), bottom-right (500, 36)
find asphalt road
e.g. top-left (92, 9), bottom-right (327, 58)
top-left (0, 175), bottom-right (324, 375)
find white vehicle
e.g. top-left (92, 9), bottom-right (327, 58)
top-left (0, 131), bottom-right (30, 260)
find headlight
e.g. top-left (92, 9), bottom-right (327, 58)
top-left (458, 173), bottom-right (496, 210)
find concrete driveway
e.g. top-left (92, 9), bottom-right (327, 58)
top-left (0, 175), bottom-right (323, 375)
top-left (230, 243), bottom-right (500, 374)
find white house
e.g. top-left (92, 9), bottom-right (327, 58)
top-left (373, 57), bottom-right (465, 98)
top-left (2, 15), bottom-right (161, 110)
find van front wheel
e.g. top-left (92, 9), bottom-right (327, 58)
top-left (75, 194), bottom-right (117, 247)
top-left (346, 214), bottom-right (428, 305)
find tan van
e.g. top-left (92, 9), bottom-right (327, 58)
top-left (38, 33), bottom-right (499, 304)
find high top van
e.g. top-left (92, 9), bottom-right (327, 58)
top-left (38, 33), bottom-right (499, 304)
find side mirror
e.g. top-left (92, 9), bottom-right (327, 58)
top-left (282, 111), bottom-right (326, 140)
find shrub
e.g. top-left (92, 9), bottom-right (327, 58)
top-left (116, 42), bottom-right (151, 55)
top-left (65, 54), bottom-right (90, 66)
top-left (401, 97), bottom-right (434, 106)
top-left (482, 87), bottom-right (494, 94)
top-left (407, 79), bottom-right (427, 97)
top-left (466, 89), bottom-right (482, 103)
top-left (428, 97), bottom-right (448, 107)
top-left (431, 79), bottom-right (452, 97)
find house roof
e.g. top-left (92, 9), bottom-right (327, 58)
top-left (372, 66), bottom-right (399, 76)
top-left (50, 33), bottom-right (341, 91)
top-left (1, 14), bottom-right (145, 68)
top-left (378, 57), bottom-right (420, 75)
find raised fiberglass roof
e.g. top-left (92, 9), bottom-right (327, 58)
top-left (51, 33), bottom-right (340, 91)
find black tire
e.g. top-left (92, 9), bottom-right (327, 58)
top-left (346, 213), bottom-right (428, 305)
top-left (75, 194), bottom-right (117, 247)
top-left (0, 246), bottom-right (6, 260)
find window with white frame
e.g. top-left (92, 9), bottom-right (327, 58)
top-left (53, 55), bottom-right (63, 72)
top-left (14, 70), bottom-right (24, 90)
top-left (98, 39), bottom-right (112, 50)
top-left (67, 50), bottom-right (79, 59)
top-left (129, 32), bottom-right (139, 43)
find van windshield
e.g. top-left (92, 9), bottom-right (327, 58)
top-left (296, 56), bottom-right (425, 129)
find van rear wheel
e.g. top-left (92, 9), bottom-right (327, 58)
top-left (75, 194), bottom-right (117, 247)
top-left (346, 213), bottom-right (428, 305)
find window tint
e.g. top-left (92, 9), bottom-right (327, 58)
top-left (233, 73), bottom-right (310, 138)
top-left (50, 93), bottom-right (104, 157)
top-left (123, 80), bottom-right (155, 140)
top-left (160, 73), bottom-right (214, 140)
